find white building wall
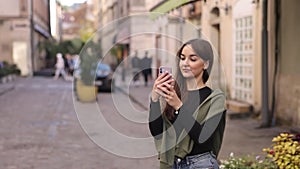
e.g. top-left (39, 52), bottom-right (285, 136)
top-left (200, 0), bottom-right (262, 110)
top-left (0, 0), bottom-right (20, 16)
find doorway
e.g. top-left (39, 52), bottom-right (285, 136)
top-left (13, 41), bottom-right (29, 76)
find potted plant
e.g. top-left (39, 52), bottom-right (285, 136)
top-left (75, 40), bottom-right (102, 102)
top-left (0, 61), bottom-right (20, 83)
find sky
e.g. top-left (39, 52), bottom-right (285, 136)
top-left (50, 0), bottom-right (88, 37)
top-left (59, 0), bottom-right (87, 6)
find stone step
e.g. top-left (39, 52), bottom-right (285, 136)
top-left (226, 100), bottom-right (253, 119)
top-left (226, 100), bottom-right (252, 113)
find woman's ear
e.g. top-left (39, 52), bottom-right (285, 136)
top-left (204, 61), bottom-right (209, 70)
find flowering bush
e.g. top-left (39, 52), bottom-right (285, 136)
top-left (220, 153), bottom-right (276, 169)
top-left (263, 133), bottom-right (300, 169)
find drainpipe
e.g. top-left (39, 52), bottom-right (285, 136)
top-left (30, 0), bottom-right (34, 76)
top-left (270, 0), bottom-right (280, 126)
top-left (261, 0), bottom-right (270, 127)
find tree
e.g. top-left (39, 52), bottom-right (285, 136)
top-left (39, 38), bottom-right (85, 66)
top-left (79, 19), bottom-right (95, 43)
top-left (78, 40), bottom-right (102, 85)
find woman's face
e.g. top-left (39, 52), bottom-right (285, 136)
top-left (179, 44), bottom-right (206, 81)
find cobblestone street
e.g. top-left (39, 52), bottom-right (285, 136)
top-left (0, 77), bottom-right (158, 169)
top-left (0, 76), bottom-right (290, 169)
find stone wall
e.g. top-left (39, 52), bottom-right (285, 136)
top-left (276, 0), bottom-right (300, 126)
top-left (276, 75), bottom-right (300, 126)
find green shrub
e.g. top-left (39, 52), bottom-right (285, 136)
top-left (0, 62), bottom-right (20, 77)
top-left (78, 40), bottom-right (102, 85)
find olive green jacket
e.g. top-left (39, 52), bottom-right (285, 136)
top-left (154, 89), bottom-right (226, 169)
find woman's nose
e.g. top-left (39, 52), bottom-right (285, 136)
top-left (182, 58), bottom-right (189, 65)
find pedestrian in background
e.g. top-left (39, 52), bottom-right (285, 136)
top-left (149, 38), bottom-right (226, 169)
top-left (131, 50), bottom-right (141, 86)
top-left (65, 53), bottom-right (74, 76)
top-left (141, 51), bottom-right (151, 86)
top-left (147, 54), bottom-right (153, 82)
top-left (53, 53), bottom-right (67, 80)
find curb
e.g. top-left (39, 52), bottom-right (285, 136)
top-left (116, 86), bottom-right (148, 111)
top-left (290, 127), bottom-right (300, 134)
top-left (227, 110), bottom-right (252, 119)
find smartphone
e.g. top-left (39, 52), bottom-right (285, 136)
top-left (159, 66), bottom-right (173, 90)
top-left (159, 66), bottom-right (172, 75)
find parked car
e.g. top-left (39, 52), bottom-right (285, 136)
top-left (94, 63), bottom-right (115, 92)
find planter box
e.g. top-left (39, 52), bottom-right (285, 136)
top-left (75, 79), bottom-right (97, 102)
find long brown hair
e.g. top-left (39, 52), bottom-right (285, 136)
top-left (163, 39), bottom-right (214, 120)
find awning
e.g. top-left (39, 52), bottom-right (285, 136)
top-left (115, 27), bottom-right (130, 44)
top-left (34, 24), bottom-right (51, 38)
top-left (150, 0), bottom-right (198, 19)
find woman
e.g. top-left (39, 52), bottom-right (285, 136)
top-left (149, 39), bottom-right (226, 169)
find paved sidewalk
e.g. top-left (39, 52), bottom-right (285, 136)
top-left (114, 70), bottom-right (290, 160)
top-left (114, 69), bottom-right (153, 111)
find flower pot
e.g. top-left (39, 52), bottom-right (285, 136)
top-left (75, 79), bottom-right (97, 102)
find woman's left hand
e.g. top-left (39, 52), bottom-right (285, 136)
top-left (157, 83), bottom-right (182, 110)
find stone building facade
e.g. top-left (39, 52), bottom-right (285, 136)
top-left (0, 0), bottom-right (51, 76)
top-left (150, 0), bottom-right (300, 127)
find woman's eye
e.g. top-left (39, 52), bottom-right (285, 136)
top-left (190, 57), bottom-right (197, 62)
top-left (180, 55), bottom-right (185, 60)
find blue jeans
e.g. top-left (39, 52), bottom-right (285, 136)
top-left (172, 152), bottom-right (219, 169)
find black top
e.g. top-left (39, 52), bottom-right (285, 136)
top-left (149, 86), bottom-right (226, 156)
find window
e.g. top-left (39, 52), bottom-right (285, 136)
top-left (234, 16), bottom-right (254, 103)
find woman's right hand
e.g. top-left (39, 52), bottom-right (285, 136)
top-left (151, 72), bottom-right (174, 102)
